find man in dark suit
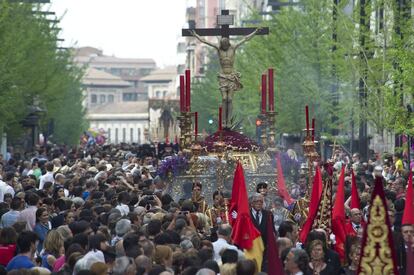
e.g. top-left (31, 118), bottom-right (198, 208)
top-left (249, 193), bottom-right (275, 271)
top-left (344, 208), bottom-right (365, 238)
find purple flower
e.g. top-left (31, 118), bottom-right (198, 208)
top-left (157, 156), bottom-right (189, 180)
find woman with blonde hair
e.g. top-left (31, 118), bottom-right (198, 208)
top-left (41, 230), bottom-right (64, 271)
top-left (154, 245), bottom-right (173, 272)
top-left (220, 263), bottom-right (237, 275)
top-left (91, 261), bottom-right (109, 275)
top-left (306, 239), bottom-right (333, 275)
top-left (195, 212), bottom-right (211, 236)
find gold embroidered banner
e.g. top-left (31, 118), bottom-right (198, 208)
top-left (357, 177), bottom-right (399, 275)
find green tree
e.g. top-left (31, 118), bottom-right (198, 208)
top-left (0, 1), bottom-right (87, 146)
top-left (192, 0), bottom-right (414, 144)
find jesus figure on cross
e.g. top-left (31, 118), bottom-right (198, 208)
top-left (190, 28), bottom-right (261, 128)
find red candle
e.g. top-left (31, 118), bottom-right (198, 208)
top-left (185, 69), bottom-right (191, 112)
top-left (180, 75), bottom-right (185, 112)
top-left (305, 105), bottom-right (310, 134)
top-left (194, 112), bottom-right (198, 140)
top-left (218, 106), bottom-right (222, 131)
top-left (166, 136), bottom-right (169, 144)
top-left (261, 74), bottom-right (267, 113)
top-left (268, 68), bottom-right (274, 111)
top-left (312, 118), bottom-right (315, 141)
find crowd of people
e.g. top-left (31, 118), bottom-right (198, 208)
top-left (0, 143), bottom-right (412, 275)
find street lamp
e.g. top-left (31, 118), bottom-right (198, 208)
top-left (21, 104), bottom-right (45, 152)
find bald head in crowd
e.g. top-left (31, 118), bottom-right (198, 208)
top-left (217, 224), bottom-right (232, 241)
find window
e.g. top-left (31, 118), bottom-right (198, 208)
top-left (138, 93), bottom-right (148, 101)
top-left (139, 68), bottom-right (151, 76)
top-left (115, 128), bottom-right (118, 144)
top-left (123, 128), bottom-right (126, 142)
top-left (99, 95), bottom-right (106, 104)
top-left (107, 128), bottom-right (111, 143)
top-left (110, 68), bottom-right (121, 76)
top-left (155, 91), bottom-right (161, 98)
top-left (108, 95), bottom-right (114, 103)
top-left (163, 91), bottom-right (167, 97)
top-left (130, 128), bottom-right (134, 143)
top-left (123, 93), bottom-right (138, 102)
top-left (91, 94), bottom-right (97, 103)
top-left (138, 128), bottom-right (141, 144)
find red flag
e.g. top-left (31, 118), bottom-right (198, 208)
top-left (230, 163), bottom-right (264, 268)
top-left (402, 171), bottom-right (414, 225)
top-left (350, 170), bottom-right (360, 209)
top-left (317, 166), bottom-right (323, 198)
top-left (266, 214), bottom-right (286, 275)
top-left (299, 166), bottom-right (323, 243)
top-left (332, 166), bottom-right (346, 261)
top-left (276, 154), bottom-right (294, 205)
top-left (230, 162), bottom-right (262, 249)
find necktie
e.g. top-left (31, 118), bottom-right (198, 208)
top-left (256, 211), bottom-right (261, 224)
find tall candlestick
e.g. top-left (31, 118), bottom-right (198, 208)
top-left (180, 75), bottom-right (185, 112)
top-left (261, 74), bottom-right (267, 113)
top-left (268, 68), bottom-right (274, 111)
top-left (194, 112), bottom-right (198, 140)
top-left (312, 118), bottom-right (315, 141)
top-left (305, 105), bottom-right (310, 134)
top-left (185, 69), bottom-right (191, 112)
top-left (218, 106), bottom-right (222, 131)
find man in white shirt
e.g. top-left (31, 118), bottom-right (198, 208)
top-left (115, 191), bottom-right (130, 216)
top-left (212, 224), bottom-right (244, 262)
top-left (0, 179), bottom-right (15, 203)
top-left (122, 152), bottom-right (136, 171)
top-left (39, 162), bottom-right (54, 190)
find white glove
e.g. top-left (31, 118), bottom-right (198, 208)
top-left (231, 210), bottom-right (238, 219)
top-left (330, 233), bottom-right (336, 245)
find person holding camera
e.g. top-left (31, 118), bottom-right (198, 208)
top-left (167, 208), bottom-right (196, 232)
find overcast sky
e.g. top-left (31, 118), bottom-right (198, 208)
top-left (48, 0), bottom-right (189, 67)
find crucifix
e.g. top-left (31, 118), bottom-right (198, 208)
top-left (182, 10), bottom-right (269, 129)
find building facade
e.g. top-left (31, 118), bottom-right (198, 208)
top-left (87, 102), bottom-right (148, 144)
top-left (184, 0), bottom-right (263, 77)
top-left (75, 47), bottom-right (156, 101)
top-left (140, 67), bottom-right (180, 142)
top-left (79, 51), bottom-right (153, 144)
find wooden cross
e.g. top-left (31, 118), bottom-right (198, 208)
top-left (182, 10), bottom-right (269, 38)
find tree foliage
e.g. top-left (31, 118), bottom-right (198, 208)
top-left (0, 1), bottom-right (87, 146)
top-left (192, 0), bottom-right (414, 139)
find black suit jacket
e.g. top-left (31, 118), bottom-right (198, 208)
top-left (250, 209), bottom-right (274, 245)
